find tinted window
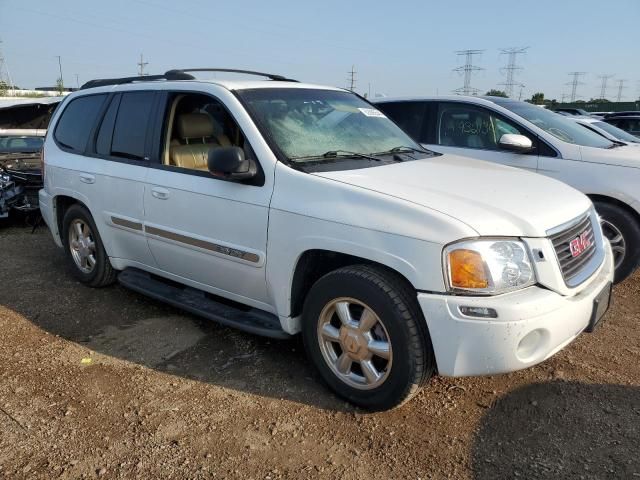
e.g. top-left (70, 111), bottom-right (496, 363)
top-left (592, 121), bottom-right (640, 143)
top-left (54, 94), bottom-right (107, 152)
top-left (376, 101), bottom-right (427, 141)
top-left (96, 95), bottom-right (121, 155)
top-left (436, 103), bottom-right (528, 150)
top-left (110, 92), bottom-right (155, 160)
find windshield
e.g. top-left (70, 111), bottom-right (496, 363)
top-left (498, 102), bottom-right (614, 148)
top-left (592, 121), bottom-right (640, 143)
top-left (0, 135), bottom-right (44, 153)
top-left (238, 88), bottom-right (423, 161)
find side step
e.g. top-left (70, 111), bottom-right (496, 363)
top-left (118, 268), bottom-right (290, 339)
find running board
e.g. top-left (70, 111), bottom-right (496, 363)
top-left (118, 268), bottom-right (290, 339)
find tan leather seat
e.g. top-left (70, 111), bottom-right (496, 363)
top-left (170, 113), bottom-right (231, 170)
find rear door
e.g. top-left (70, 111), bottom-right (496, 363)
top-left (425, 101), bottom-right (538, 171)
top-left (80, 91), bottom-right (156, 266)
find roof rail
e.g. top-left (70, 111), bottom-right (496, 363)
top-left (80, 68), bottom-right (296, 90)
top-left (165, 68), bottom-right (297, 82)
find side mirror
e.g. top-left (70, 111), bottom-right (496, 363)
top-left (208, 146), bottom-right (256, 181)
top-left (498, 134), bottom-right (533, 152)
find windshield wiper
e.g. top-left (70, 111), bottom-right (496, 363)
top-left (291, 150), bottom-right (382, 162)
top-left (386, 145), bottom-right (430, 154)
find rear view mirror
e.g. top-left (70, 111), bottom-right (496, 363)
top-left (208, 147), bottom-right (256, 181)
top-left (498, 134), bottom-right (533, 153)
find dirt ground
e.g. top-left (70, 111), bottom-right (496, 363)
top-left (0, 223), bottom-right (638, 479)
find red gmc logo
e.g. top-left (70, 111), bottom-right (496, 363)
top-left (569, 232), bottom-right (592, 258)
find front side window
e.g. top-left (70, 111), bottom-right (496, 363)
top-left (238, 88), bottom-right (423, 161)
top-left (54, 94), bottom-right (107, 152)
top-left (497, 101), bottom-right (614, 148)
top-left (436, 103), bottom-right (527, 150)
top-left (160, 92), bottom-right (249, 172)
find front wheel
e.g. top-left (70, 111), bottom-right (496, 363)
top-left (594, 201), bottom-right (640, 284)
top-left (302, 265), bottom-right (436, 410)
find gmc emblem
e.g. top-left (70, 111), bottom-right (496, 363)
top-left (569, 231), bottom-right (592, 258)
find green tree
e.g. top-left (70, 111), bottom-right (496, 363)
top-left (485, 89), bottom-right (508, 97)
top-left (56, 77), bottom-right (64, 95)
top-left (530, 92), bottom-right (545, 105)
top-left (0, 80), bottom-right (7, 96)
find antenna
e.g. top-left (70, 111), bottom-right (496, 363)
top-left (137, 53), bottom-right (149, 76)
top-left (596, 74), bottom-right (615, 100)
top-left (346, 65), bottom-right (357, 92)
top-left (614, 79), bottom-right (627, 102)
top-left (566, 72), bottom-right (586, 102)
top-left (452, 49), bottom-right (484, 96)
top-left (499, 47), bottom-right (528, 97)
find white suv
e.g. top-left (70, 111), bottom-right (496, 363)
top-left (374, 96), bottom-right (640, 283)
top-left (39, 69), bottom-right (614, 410)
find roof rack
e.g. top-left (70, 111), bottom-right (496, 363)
top-left (80, 68), bottom-right (297, 90)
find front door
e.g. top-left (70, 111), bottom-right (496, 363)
top-left (142, 91), bottom-right (273, 309)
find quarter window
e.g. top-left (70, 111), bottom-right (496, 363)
top-left (54, 94), bottom-right (107, 152)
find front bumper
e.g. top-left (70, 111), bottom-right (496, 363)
top-left (418, 241), bottom-right (614, 377)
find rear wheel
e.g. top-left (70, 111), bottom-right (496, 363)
top-left (594, 201), bottom-right (640, 283)
top-left (62, 204), bottom-right (117, 287)
top-left (302, 265), bottom-right (435, 410)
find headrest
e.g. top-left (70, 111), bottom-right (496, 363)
top-left (176, 113), bottom-right (214, 139)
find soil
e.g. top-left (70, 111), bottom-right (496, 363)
top-left (0, 223), bottom-right (638, 479)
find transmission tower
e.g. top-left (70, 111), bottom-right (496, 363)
top-left (499, 47), bottom-right (528, 98)
top-left (346, 65), bottom-right (357, 92)
top-left (614, 79), bottom-right (627, 102)
top-left (566, 72), bottom-right (586, 102)
top-left (0, 39), bottom-right (14, 91)
top-left (137, 53), bottom-right (149, 76)
top-left (596, 74), bottom-right (614, 100)
top-left (453, 49), bottom-right (484, 96)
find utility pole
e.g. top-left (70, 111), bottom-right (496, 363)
top-left (75, 73), bottom-right (80, 89)
top-left (452, 49), bottom-right (484, 96)
top-left (499, 47), bottom-right (528, 98)
top-left (137, 53), bottom-right (149, 76)
top-left (518, 86), bottom-right (524, 101)
top-left (55, 55), bottom-right (64, 93)
top-left (596, 74), bottom-right (614, 100)
top-left (614, 79), bottom-right (627, 102)
top-left (346, 65), bottom-right (356, 92)
top-left (566, 72), bottom-right (586, 102)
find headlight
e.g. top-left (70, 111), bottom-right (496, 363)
top-left (444, 239), bottom-right (536, 294)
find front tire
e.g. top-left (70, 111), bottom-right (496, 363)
top-left (594, 201), bottom-right (640, 284)
top-left (62, 204), bottom-right (117, 287)
top-left (302, 265), bottom-right (436, 410)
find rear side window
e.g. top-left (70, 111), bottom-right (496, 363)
top-left (110, 92), bottom-right (155, 160)
top-left (54, 94), bottom-right (107, 152)
top-left (376, 101), bottom-right (427, 141)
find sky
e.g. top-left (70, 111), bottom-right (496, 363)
top-left (1, 0), bottom-right (639, 101)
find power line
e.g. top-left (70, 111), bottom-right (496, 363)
top-left (566, 72), bottom-right (586, 102)
top-left (596, 74), bottom-right (614, 100)
top-left (346, 65), bottom-right (356, 92)
top-left (614, 79), bottom-right (627, 102)
top-left (499, 47), bottom-right (528, 98)
top-left (452, 49), bottom-right (484, 96)
top-left (137, 53), bottom-right (149, 76)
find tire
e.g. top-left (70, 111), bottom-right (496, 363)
top-left (301, 264), bottom-right (436, 411)
top-left (594, 201), bottom-right (640, 284)
top-left (62, 204), bottom-right (117, 287)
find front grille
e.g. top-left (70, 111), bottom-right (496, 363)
top-left (551, 213), bottom-right (597, 284)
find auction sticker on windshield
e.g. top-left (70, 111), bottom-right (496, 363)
top-left (358, 108), bottom-right (387, 118)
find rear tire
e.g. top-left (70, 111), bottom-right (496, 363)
top-left (302, 264), bottom-right (436, 411)
top-left (594, 201), bottom-right (640, 284)
top-left (62, 204), bottom-right (117, 287)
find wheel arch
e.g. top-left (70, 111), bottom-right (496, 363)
top-left (588, 194), bottom-right (640, 226)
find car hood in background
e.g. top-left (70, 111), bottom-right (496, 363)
top-left (313, 154), bottom-right (592, 237)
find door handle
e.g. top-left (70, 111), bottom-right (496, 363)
top-left (151, 187), bottom-right (170, 200)
top-left (79, 174), bottom-right (95, 184)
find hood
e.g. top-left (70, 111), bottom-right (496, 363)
top-left (312, 154), bottom-right (592, 237)
top-left (579, 145), bottom-right (640, 168)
